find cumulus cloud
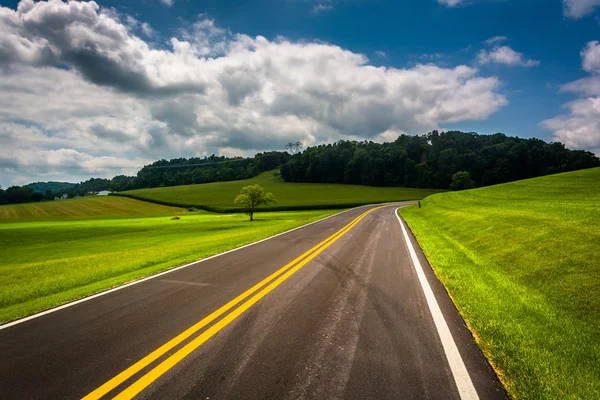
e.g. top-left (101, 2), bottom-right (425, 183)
top-left (0, 0), bottom-right (508, 186)
top-left (563, 0), bottom-right (600, 18)
top-left (0, 0), bottom-right (206, 94)
top-left (581, 40), bottom-right (600, 72)
top-left (541, 98), bottom-right (600, 154)
top-left (541, 41), bottom-right (600, 154)
top-left (161, 0), bottom-right (174, 6)
top-left (478, 45), bottom-right (540, 67)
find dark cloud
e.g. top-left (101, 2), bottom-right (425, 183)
top-left (0, 0), bottom-right (206, 95)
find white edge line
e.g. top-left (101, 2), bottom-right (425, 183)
top-left (0, 204), bottom-right (381, 331)
top-left (394, 207), bottom-right (479, 400)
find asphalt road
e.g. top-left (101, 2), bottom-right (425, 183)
top-left (0, 205), bottom-right (506, 399)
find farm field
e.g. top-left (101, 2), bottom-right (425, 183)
top-left (117, 170), bottom-right (443, 211)
top-left (0, 205), bottom-right (339, 323)
top-left (400, 167), bottom-right (600, 399)
top-left (0, 196), bottom-right (182, 222)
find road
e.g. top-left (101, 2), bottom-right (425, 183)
top-left (0, 205), bottom-right (506, 399)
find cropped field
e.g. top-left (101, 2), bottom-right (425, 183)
top-left (116, 170), bottom-right (442, 211)
top-left (0, 209), bottom-right (338, 323)
top-left (0, 196), bottom-right (182, 222)
top-left (400, 167), bottom-right (600, 399)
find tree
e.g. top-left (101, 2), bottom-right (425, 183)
top-left (30, 192), bottom-right (45, 202)
top-left (234, 184), bottom-right (277, 221)
top-left (450, 171), bottom-right (475, 191)
top-left (4, 186), bottom-right (34, 204)
top-left (285, 141), bottom-right (303, 155)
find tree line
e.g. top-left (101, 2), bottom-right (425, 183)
top-left (280, 131), bottom-right (600, 188)
top-left (1, 131), bottom-right (598, 206)
top-left (0, 152), bottom-right (289, 205)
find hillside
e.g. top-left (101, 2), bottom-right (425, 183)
top-left (116, 170), bottom-right (443, 211)
top-left (400, 167), bottom-right (600, 399)
top-left (0, 196), bottom-right (185, 222)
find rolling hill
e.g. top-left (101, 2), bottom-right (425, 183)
top-left (116, 170), bottom-right (443, 211)
top-left (0, 196), bottom-right (184, 222)
top-left (400, 167), bottom-right (600, 399)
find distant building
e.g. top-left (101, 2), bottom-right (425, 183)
top-left (98, 190), bottom-right (112, 196)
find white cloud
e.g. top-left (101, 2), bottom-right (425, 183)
top-left (375, 50), bottom-right (386, 58)
top-left (563, 0), bottom-right (600, 18)
top-left (438, 0), bottom-right (464, 6)
top-left (0, 0), bottom-right (508, 186)
top-left (581, 40), bottom-right (600, 72)
top-left (311, 4), bottom-right (334, 13)
top-left (558, 42), bottom-right (600, 96)
top-left (140, 22), bottom-right (153, 36)
top-left (484, 36), bottom-right (507, 45)
top-left (161, 0), bottom-right (174, 6)
top-left (541, 41), bottom-right (600, 154)
top-left (541, 98), bottom-right (600, 154)
top-left (478, 46), bottom-right (540, 67)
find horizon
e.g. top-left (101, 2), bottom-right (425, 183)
top-left (2, 0), bottom-right (600, 187)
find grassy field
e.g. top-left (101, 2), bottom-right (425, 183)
top-left (0, 196), bottom-right (182, 222)
top-left (400, 167), bottom-right (600, 399)
top-left (116, 170), bottom-right (442, 211)
top-left (0, 205), bottom-right (339, 323)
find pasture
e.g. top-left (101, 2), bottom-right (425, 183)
top-left (0, 206), bottom-right (338, 323)
top-left (116, 170), bottom-right (442, 211)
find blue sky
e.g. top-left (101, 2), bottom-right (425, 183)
top-left (1, 0), bottom-right (599, 186)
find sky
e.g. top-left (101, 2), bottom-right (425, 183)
top-left (1, 0), bottom-right (600, 187)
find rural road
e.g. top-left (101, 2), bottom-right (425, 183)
top-left (0, 205), bottom-right (506, 400)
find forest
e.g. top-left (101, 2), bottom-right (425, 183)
top-left (1, 131), bottom-right (598, 206)
top-left (280, 131), bottom-right (600, 188)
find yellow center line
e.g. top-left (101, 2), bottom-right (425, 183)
top-left (113, 207), bottom-right (380, 399)
top-left (83, 206), bottom-right (383, 400)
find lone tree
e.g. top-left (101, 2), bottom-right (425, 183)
top-left (234, 184), bottom-right (277, 221)
top-left (450, 171), bottom-right (475, 191)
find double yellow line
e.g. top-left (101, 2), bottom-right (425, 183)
top-left (83, 206), bottom-right (382, 400)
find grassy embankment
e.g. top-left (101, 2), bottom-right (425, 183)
top-left (116, 170), bottom-right (443, 211)
top-left (0, 194), bottom-right (342, 323)
top-left (400, 167), bottom-right (600, 399)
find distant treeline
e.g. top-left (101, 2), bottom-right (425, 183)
top-left (1, 131), bottom-right (599, 206)
top-left (280, 131), bottom-right (600, 188)
top-left (0, 178), bottom-right (116, 205)
top-left (133, 152), bottom-right (289, 189)
top-left (0, 152), bottom-right (289, 205)
top-left (25, 181), bottom-right (75, 193)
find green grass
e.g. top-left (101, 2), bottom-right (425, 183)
top-left (116, 170), bottom-right (442, 211)
top-left (0, 208), bottom-right (339, 323)
top-left (0, 196), bottom-right (183, 222)
top-left (400, 167), bottom-right (600, 399)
